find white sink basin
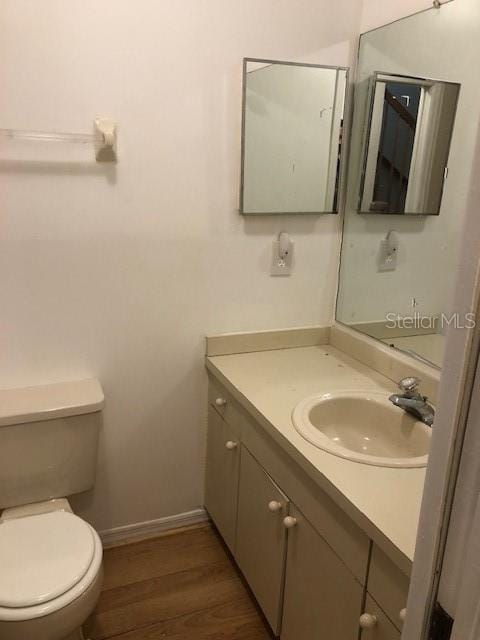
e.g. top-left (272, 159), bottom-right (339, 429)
top-left (292, 391), bottom-right (431, 468)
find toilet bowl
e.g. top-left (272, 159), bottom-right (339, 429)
top-left (0, 501), bottom-right (103, 640)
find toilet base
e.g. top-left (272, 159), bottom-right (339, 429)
top-left (0, 566), bottom-right (103, 640)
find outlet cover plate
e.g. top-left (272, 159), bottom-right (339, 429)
top-left (271, 239), bottom-right (294, 276)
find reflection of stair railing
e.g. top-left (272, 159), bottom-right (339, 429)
top-left (370, 89), bottom-right (417, 213)
top-left (384, 90), bottom-right (416, 128)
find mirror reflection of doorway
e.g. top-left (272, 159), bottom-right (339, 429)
top-left (372, 82), bottom-right (422, 213)
top-left (359, 72), bottom-right (460, 215)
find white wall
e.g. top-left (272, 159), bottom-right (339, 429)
top-left (0, 1), bottom-right (362, 531)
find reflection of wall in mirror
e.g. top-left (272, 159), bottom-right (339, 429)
top-left (243, 64), bottom-right (346, 213)
top-left (336, 0), bottom-right (478, 368)
top-left (361, 0), bottom-right (441, 32)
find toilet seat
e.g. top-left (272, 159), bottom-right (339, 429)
top-left (0, 511), bottom-right (103, 622)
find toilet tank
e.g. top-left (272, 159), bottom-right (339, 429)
top-left (0, 379), bottom-right (104, 510)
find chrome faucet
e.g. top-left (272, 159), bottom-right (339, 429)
top-left (389, 377), bottom-right (435, 427)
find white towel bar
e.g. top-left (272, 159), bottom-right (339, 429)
top-left (0, 118), bottom-right (117, 162)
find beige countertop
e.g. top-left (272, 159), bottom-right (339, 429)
top-left (206, 344), bottom-right (427, 574)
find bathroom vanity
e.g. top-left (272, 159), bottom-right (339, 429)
top-left (204, 326), bottom-right (438, 639)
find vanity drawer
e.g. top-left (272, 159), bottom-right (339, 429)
top-left (367, 545), bottom-right (409, 630)
top-left (208, 377), bottom-right (243, 437)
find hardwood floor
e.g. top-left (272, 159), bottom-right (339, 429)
top-left (85, 524), bottom-right (274, 640)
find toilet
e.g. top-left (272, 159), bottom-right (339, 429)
top-left (0, 379), bottom-right (105, 640)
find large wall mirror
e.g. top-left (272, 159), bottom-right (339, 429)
top-left (240, 58), bottom-right (348, 215)
top-left (337, 1), bottom-right (478, 369)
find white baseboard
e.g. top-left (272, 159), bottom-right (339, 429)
top-left (99, 508), bottom-right (209, 548)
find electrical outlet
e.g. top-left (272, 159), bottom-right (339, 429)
top-left (271, 238), bottom-right (294, 276)
top-left (378, 238), bottom-right (398, 271)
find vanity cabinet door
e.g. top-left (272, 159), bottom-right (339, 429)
top-left (367, 545), bottom-right (409, 631)
top-left (205, 406), bottom-right (240, 553)
top-left (281, 506), bottom-right (363, 640)
top-left (236, 446), bottom-right (289, 634)
top-left (360, 595), bottom-right (401, 640)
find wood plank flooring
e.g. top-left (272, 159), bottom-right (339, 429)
top-left (85, 524), bottom-right (274, 640)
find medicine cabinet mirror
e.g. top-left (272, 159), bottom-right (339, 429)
top-left (359, 72), bottom-right (460, 215)
top-left (336, 2), bottom-right (472, 369)
top-left (240, 58), bottom-right (348, 215)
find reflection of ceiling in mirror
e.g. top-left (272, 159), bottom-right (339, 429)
top-left (246, 61), bottom-right (273, 73)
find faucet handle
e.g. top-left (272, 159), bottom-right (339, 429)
top-left (398, 377), bottom-right (420, 394)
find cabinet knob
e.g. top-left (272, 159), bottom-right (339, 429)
top-left (283, 516), bottom-right (297, 529)
top-left (399, 608), bottom-right (407, 623)
top-left (268, 501), bottom-right (282, 513)
top-left (225, 441), bottom-right (238, 450)
top-left (215, 397), bottom-right (227, 407)
top-left (359, 613), bottom-right (378, 629)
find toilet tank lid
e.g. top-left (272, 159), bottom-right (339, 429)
top-left (0, 379), bottom-right (105, 427)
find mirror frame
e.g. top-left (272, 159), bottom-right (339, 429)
top-left (358, 70), bottom-right (460, 216)
top-left (239, 57), bottom-right (350, 216)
